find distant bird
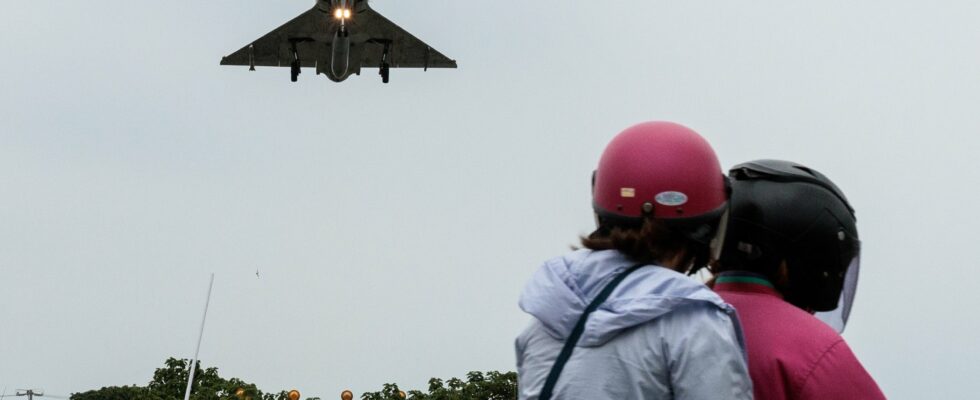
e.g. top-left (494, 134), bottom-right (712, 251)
top-left (256, 269), bottom-right (260, 278)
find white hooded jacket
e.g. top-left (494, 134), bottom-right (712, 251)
top-left (516, 249), bottom-right (753, 399)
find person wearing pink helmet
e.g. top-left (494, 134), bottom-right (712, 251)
top-left (516, 121), bottom-right (753, 399)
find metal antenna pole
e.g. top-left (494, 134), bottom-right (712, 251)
top-left (183, 273), bottom-right (215, 400)
top-left (15, 390), bottom-right (42, 400)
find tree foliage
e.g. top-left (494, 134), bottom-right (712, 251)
top-left (71, 386), bottom-right (150, 400)
top-left (71, 358), bottom-right (264, 400)
top-left (70, 358), bottom-right (515, 400)
top-left (360, 371), bottom-right (517, 400)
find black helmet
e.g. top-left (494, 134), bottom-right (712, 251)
top-left (719, 160), bottom-right (860, 329)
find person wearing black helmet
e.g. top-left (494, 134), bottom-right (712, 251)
top-left (711, 159), bottom-right (885, 400)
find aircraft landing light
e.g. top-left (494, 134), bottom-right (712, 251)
top-left (334, 8), bottom-right (351, 19)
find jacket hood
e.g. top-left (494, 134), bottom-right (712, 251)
top-left (519, 249), bottom-right (732, 346)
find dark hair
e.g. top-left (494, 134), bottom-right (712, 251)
top-left (581, 217), bottom-right (709, 273)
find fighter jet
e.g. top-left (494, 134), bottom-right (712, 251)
top-left (220, 0), bottom-right (457, 83)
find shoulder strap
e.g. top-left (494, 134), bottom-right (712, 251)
top-left (538, 264), bottom-right (646, 400)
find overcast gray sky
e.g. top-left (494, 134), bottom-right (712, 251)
top-left (2, 1), bottom-right (978, 399)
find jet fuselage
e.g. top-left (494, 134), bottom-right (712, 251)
top-left (310, 0), bottom-right (365, 81)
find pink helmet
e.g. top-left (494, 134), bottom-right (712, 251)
top-left (593, 121), bottom-right (727, 241)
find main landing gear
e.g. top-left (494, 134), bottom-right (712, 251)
top-left (379, 62), bottom-right (390, 83)
top-left (379, 41), bottom-right (391, 84)
top-left (291, 59), bottom-right (301, 82)
top-left (290, 42), bottom-right (301, 82)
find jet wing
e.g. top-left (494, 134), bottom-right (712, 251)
top-left (351, 7), bottom-right (457, 69)
top-left (220, 7), bottom-right (329, 68)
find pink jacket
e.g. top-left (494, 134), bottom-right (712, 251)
top-left (714, 276), bottom-right (885, 400)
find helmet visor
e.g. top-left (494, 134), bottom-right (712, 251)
top-left (815, 254), bottom-right (860, 333)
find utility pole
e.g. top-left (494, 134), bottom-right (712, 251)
top-left (15, 390), bottom-right (43, 400)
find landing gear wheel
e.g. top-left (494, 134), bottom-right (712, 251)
top-left (291, 60), bottom-right (301, 82)
top-left (380, 62), bottom-right (390, 83)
